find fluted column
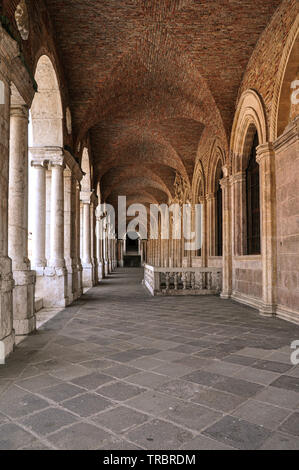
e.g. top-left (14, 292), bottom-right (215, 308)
top-left (9, 103), bottom-right (35, 335)
top-left (256, 143), bottom-right (277, 315)
top-left (220, 171), bottom-right (233, 298)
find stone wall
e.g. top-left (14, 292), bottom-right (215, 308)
top-left (275, 119), bottom-right (299, 319)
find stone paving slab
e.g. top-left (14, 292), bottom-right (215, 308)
top-left (0, 268), bottom-right (299, 449)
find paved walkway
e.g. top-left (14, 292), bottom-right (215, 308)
top-left (0, 268), bottom-right (299, 450)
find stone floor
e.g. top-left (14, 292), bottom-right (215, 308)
top-left (0, 268), bottom-right (299, 450)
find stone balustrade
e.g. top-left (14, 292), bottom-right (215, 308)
top-left (144, 264), bottom-right (222, 296)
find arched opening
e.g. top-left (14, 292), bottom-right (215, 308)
top-left (30, 55), bottom-right (63, 148)
top-left (215, 160), bottom-right (223, 257)
top-left (126, 231), bottom-right (139, 254)
top-left (246, 131), bottom-right (260, 255)
top-left (123, 231), bottom-right (141, 267)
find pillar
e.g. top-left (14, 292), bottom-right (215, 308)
top-left (256, 143), bottom-right (277, 315)
top-left (220, 171), bottom-right (233, 298)
top-left (8, 103), bottom-right (35, 335)
top-left (90, 199), bottom-right (98, 284)
top-left (64, 169), bottom-right (77, 302)
top-left (75, 182), bottom-right (83, 296)
top-left (96, 214), bottom-right (104, 280)
top-left (199, 197), bottom-right (208, 267)
top-left (31, 161), bottom-right (47, 269)
top-left (0, 57), bottom-right (15, 358)
top-left (81, 192), bottom-right (94, 287)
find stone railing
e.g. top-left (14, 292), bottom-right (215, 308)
top-left (144, 264), bottom-right (222, 296)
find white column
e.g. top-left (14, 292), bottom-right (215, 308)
top-left (0, 32), bottom-right (18, 359)
top-left (96, 215), bottom-right (104, 280)
top-left (9, 103), bottom-right (35, 335)
top-left (49, 163), bottom-right (65, 268)
top-left (64, 169), bottom-right (77, 302)
top-left (81, 192), bottom-right (94, 287)
top-left (31, 161), bottom-right (47, 269)
top-left (75, 182), bottom-right (83, 296)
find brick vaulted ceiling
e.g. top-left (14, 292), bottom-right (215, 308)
top-left (44, 0), bottom-right (281, 207)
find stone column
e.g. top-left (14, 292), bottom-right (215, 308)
top-left (8, 103), bottom-right (35, 335)
top-left (0, 68), bottom-right (15, 358)
top-left (96, 214), bottom-right (104, 280)
top-left (64, 169), bottom-right (77, 302)
top-left (81, 191), bottom-right (93, 287)
top-left (256, 143), bottom-right (277, 315)
top-left (220, 171), bottom-right (233, 298)
top-left (49, 162), bottom-right (65, 268)
top-left (30, 160), bottom-right (47, 269)
top-left (45, 156), bottom-right (68, 307)
top-left (199, 196), bottom-right (208, 267)
top-left (75, 182), bottom-right (83, 296)
top-left (90, 198), bottom-right (98, 284)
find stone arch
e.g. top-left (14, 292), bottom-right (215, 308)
top-left (271, 20), bottom-right (299, 139)
top-left (192, 159), bottom-right (205, 204)
top-left (30, 55), bottom-right (63, 147)
top-left (231, 89), bottom-right (267, 173)
top-left (207, 139), bottom-right (226, 195)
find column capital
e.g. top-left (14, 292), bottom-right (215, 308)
top-left (30, 147), bottom-right (65, 168)
top-left (231, 171), bottom-right (246, 184)
top-left (80, 190), bottom-right (93, 204)
top-left (220, 175), bottom-right (230, 190)
top-left (206, 192), bottom-right (216, 201)
top-left (256, 142), bottom-right (275, 165)
top-left (10, 103), bottom-right (29, 119)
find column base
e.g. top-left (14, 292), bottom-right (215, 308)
top-left (35, 267), bottom-right (69, 308)
top-left (98, 262), bottom-right (104, 281)
top-left (82, 264), bottom-right (94, 288)
top-left (12, 270), bottom-right (36, 336)
top-left (77, 264), bottom-right (83, 297)
top-left (259, 303), bottom-right (276, 317)
top-left (104, 260), bottom-right (109, 276)
top-left (220, 291), bottom-right (232, 300)
top-left (65, 263), bottom-right (78, 303)
top-left (0, 256), bottom-right (14, 361)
